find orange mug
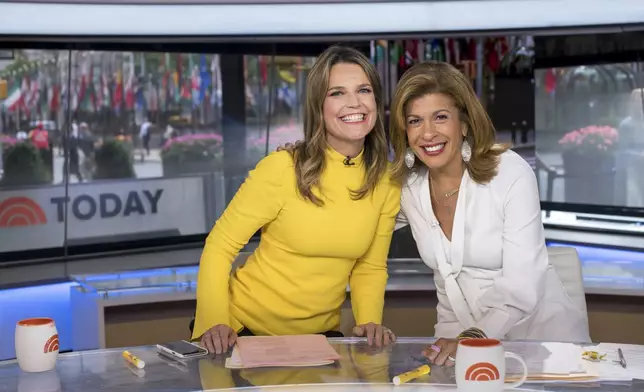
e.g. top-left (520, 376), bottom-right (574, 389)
top-left (15, 318), bottom-right (59, 373)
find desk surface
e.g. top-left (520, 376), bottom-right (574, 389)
top-left (0, 338), bottom-right (635, 392)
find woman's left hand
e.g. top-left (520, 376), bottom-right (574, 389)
top-left (353, 323), bottom-right (397, 347)
top-left (423, 338), bottom-right (458, 367)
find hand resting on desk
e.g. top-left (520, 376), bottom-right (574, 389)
top-left (423, 338), bottom-right (458, 367)
top-left (353, 322), bottom-right (397, 348)
top-left (201, 324), bottom-right (237, 355)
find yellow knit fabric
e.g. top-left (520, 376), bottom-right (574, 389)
top-left (192, 148), bottom-right (401, 340)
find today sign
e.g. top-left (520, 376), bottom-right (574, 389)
top-left (0, 177), bottom-right (208, 252)
top-left (49, 189), bottom-right (164, 222)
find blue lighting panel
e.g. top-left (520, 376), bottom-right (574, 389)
top-left (0, 282), bottom-right (76, 361)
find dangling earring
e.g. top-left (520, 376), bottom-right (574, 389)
top-left (461, 139), bottom-right (472, 163)
top-left (404, 148), bottom-right (415, 169)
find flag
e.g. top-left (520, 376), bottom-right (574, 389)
top-left (3, 84), bottom-right (22, 111)
top-left (199, 54), bottom-right (211, 104)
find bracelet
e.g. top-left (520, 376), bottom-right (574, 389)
top-left (457, 327), bottom-right (487, 340)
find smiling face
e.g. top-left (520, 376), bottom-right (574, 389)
top-left (406, 93), bottom-right (465, 172)
top-left (323, 62), bottom-right (377, 155)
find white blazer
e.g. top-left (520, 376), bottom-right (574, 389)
top-left (397, 150), bottom-right (590, 343)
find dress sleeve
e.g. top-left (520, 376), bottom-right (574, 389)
top-left (349, 181), bottom-right (402, 325)
top-left (192, 152), bottom-right (291, 340)
top-left (475, 162), bottom-right (549, 339)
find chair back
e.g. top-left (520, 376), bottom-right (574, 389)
top-left (547, 246), bottom-right (588, 314)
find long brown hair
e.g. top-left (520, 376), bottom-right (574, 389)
top-left (390, 62), bottom-right (508, 184)
top-left (293, 45), bottom-right (390, 205)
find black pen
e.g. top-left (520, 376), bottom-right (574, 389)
top-left (618, 348), bottom-right (627, 369)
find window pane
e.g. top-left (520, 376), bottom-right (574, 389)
top-left (244, 55), bottom-right (311, 168)
top-left (535, 63), bottom-right (644, 208)
top-left (0, 49), bottom-right (68, 254)
top-left (61, 51), bottom-right (223, 247)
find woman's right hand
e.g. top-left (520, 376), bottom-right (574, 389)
top-left (422, 338), bottom-right (458, 367)
top-left (201, 324), bottom-right (238, 355)
top-left (276, 140), bottom-right (303, 153)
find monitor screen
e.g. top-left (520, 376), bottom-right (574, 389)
top-left (534, 63), bottom-right (644, 210)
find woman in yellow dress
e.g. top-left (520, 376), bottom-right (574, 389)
top-left (193, 46), bottom-right (402, 354)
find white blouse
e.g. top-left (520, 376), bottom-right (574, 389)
top-left (396, 150), bottom-right (590, 342)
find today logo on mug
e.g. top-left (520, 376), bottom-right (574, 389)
top-left (15, 318), bottom-right (59, 373)
top-left (455, 338), bottom-right (528, 392)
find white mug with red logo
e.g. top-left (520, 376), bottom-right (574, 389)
top-left (455, 338), bottom-right (528, 392)
top-left (15, 318), bottom-right (60, 373)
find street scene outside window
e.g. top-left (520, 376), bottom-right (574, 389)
top-left (1, 37), bottom-right (644, 257)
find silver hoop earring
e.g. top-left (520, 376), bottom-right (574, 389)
top-left (461, 139), bottom-right (472, 163)
top-left (404, 148), bottom-right (416, 169)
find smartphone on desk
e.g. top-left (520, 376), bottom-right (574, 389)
top-left (156, 340), bottom-right (209, 360)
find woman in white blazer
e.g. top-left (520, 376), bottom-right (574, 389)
top-left (389, 62), bottom-right (591, 365)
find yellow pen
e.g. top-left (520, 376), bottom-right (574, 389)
top-left (123, 350), bottom-right (146, 369)
top-left (392, 364), bottom-right (431, 385)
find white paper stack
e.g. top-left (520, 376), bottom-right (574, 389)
top-left (503, 341), bottom-right (597, 382)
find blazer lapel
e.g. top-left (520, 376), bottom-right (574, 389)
top-left (453, 172), bottom-right (490, 322)
top-left (417, 171), bottom-right (452, 280)
top-left (416, 169), bottom-right (476, 329)
top-left (450, 170), bottom-right (470, 277)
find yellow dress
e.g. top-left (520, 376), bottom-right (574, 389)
top-left (192, 148), bottom-right (401, 340)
